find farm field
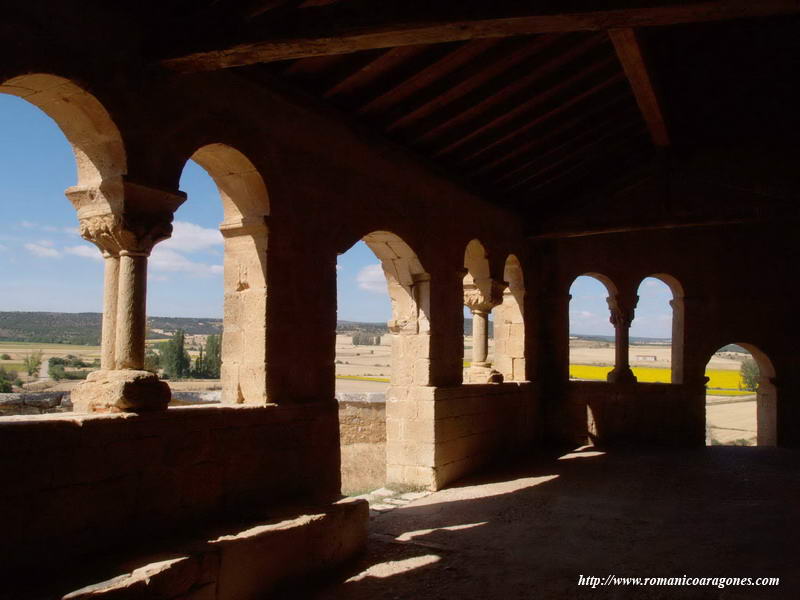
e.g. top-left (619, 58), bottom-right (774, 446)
top-left (570, 364), bottom-right (753, 393)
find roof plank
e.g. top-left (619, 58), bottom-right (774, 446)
top-left (609, 28), bottom-right (670, 146)
top-left (162, 1), bottom-right (800, 72)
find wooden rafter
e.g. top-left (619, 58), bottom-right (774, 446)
top-left (161, 1), bottom-right (800, 72)
top-left (609, 28), bottom-right (670, 146)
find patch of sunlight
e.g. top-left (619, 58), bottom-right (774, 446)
top-left (438, 474), bottom-right (559, 501)
top-left (345, 554), bottom-right (441, 582)
top-left (558, 449), bottom-right (606, 460)
top-left (395, 521), bottom-right (487, 542)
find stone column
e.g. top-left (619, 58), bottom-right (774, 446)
top-left (100, 251), bottom-right (120, 370)
top-left (69, 182), bottom-right (186, 413)
top-left (463, 277), bottom-right (506, 383)
top-left (114, 250), bottom-right (149, 370)
top-left (606, 294), bottom-right (638, 384)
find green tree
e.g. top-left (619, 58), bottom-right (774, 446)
top-left (0, 353), bottom-right (11, 360)
top-left (0, 366), bottom-right (15, 392)
top-left (144, 348), bottom-right (161, 374)
top-left (204, 334), bottom-right (221, 378)
top-left (740, 357), bottom-right (760, 392)
top-left (49, 364), bottom-right (66, 381)
top-left (160, 330), bottom-right (191, 379)
top-left (23, 350), bottom-right (43, 376)
top-left (191, 334), bottom-right (222, 378)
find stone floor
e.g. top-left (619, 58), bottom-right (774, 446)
top-left (283, 446), bottom-right (800, 599)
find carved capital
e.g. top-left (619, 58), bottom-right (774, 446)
top-left (607, 294), bottom-right (637, 328)
top-left (464, 278), bottom-right (506, 313)
top-left (73, 181), bottom-right (185, 257)
top-left (78, 212), bottom-right (175, 256)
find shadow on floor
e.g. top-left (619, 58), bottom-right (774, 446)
top-left (278, 446), bottom-right (799, 599)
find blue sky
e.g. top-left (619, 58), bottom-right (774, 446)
top-left (0, 94), bottom-right (672, 337)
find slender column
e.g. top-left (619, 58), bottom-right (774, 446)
top-left (471, 309), bottom-right (490, 367)
top-left (101, 252), bottom-right (120, 370)
top-left (114, 250), bottom-right (149, 370)
top-left (463, 277), bottom-right (506, 382)
top-left (606, 294), bottom-right (637, 383)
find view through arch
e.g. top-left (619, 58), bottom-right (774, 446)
top-left (705, 343), bottom-right (776, 446)
top-left (0, 88), bottom-right (111, 402)
top-left (568, 275), bottom-right (616, 381)
top-left (628, 276), bottom-right (676, 383)
top-left (336, 233), bottom-right (429, 495)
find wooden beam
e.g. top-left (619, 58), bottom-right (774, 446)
top-left (162, 1), bottom-right (800, 72)
top-left (609, 28), bottom-right (670, 146)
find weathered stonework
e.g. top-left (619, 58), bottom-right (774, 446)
top-left (70, 369), bottom-right (171, 413)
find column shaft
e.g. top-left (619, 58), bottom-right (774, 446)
top-left (101, 253), bottom-right (120, 370)
top-left (472, 309), bottom-right (489, 366)
top-left (115, 252), bottom-right (148, 370)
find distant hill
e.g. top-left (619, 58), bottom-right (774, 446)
top-left (0, 312), bottom-right (223, 345)
top-left (571, 333), bottom-right (672, 344)
top-left (1, 311), bottom-right (500, 345)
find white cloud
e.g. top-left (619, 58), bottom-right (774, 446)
top-left (150, 246), bottom-right (222, 277)
top-left (570, 310), bottom-right (595, 320)
top-left (20, 221), bottom-right (37, 229)
top-left (356, 263), bottom-right (388, 294)
top-left (24, 242), bottom-right (60, 258)
top-left (0, 243), bottom-right (8, 252)
top-left (161, 221), bottom-right (223, 253)
top-left (36, 239), bottom-right (55, 247)
top-left (64, 244), bottom-right (103, 261)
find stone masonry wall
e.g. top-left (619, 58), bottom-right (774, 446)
top-left (566, 382), bottom-right (705, 446)
top-left (337, 396), bottom-right (387, 495)
top-left (386, 382), bottom-right (538, 490)
top-left (0, 404), bottom-right (341, 581)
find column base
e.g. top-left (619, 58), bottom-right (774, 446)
top-left (607, 367), bottom-right (637, 384)
top-left (71, 369), bottom-right (171, 413)
top-left (465, 365), bottom-right (504, 384)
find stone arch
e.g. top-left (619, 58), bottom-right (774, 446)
top-left (568, 273), bottom-right (618, 381)
top-left (634, 273), bottom-right (685, 383)
top-left (705, 343), bottom-right (776, 446)
top-left (187, 144), bottom-right (270, 404)
top-left (359, 231), bottom-right (431, 388)
top-left (494, 255), bottom-right (526, 381)
top-left (339, 232), bottom-right (432, 490)
top-left (0, 74), bottom-right (126, 214)
top-left (463, 239), bottom-right (505, 382)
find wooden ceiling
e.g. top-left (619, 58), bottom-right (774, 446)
top-left (152, 1), bottom-right (800, 217)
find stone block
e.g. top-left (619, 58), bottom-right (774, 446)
top-left (71, 370), bottom-right (170, 413)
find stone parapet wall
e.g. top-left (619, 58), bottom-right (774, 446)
top-left (566, 381), bottom-right (705, 446)
top-left (0, 392), bottom-right (72, 416)
top-left (338, 396), bottom-right (387, 495)
top-left (387, 382), bottom-right (539, 490)
top-left (0, 403), bottom-right (341, 581)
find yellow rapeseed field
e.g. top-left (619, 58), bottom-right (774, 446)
top-left (569, 364), bottom-right (751, 393)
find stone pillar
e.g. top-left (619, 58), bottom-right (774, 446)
top-left (757, 376), bottom-right (777, 447)
top-left (219, 217), bottom-right (268, 404)
top-left (114, 250), bottom-right (149, 370)
top-left (606, 294), bottom-right (638, 384)
top-left (100, 251), bottom-right (120, 370)
top-left (68, 182), bottom-right (186, 413)
top-left (463, 277), bottom-right (506, 383)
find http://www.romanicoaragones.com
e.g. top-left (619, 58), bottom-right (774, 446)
top-left (578, 574), bottom-right (780, 590)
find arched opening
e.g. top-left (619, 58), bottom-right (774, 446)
top-left (705, 343), bottom-right (776, 446)
top-left (629, 275), bottom-right (683, 383)
top-left (568, 274), bottom-right (617, 381)
top-left (336, 232), bottom-right (430, 495)
top-left (494, 255), bottom-right (526, 381)
top-left (0, 76), bottom-right (124, 408)
top-left (463, 239), bottom-right (501, 383)
top-left (148, 145), bottom-right (269, 405)
top-left (0, 74), bottom-right (125, 195)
